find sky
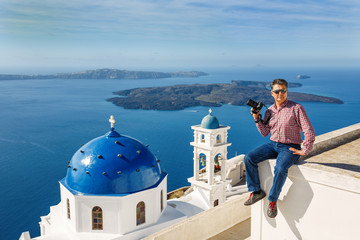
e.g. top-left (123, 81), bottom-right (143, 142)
top-left (0, 0), bottom-right (359, 73)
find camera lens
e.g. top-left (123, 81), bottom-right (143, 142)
top-left (246, 99), bottom-right (257, 108)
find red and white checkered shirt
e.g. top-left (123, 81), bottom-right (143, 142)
top-left (256, 100), bottom-right (315, 154)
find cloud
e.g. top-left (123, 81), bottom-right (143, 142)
top-left (0, 0), bottom-right (359, 68)
top-left (1, 0), bottom-right (359, 39)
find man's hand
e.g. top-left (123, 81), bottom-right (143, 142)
top-left (289, 148), bottom-right (306, 156)
top-left (251, 108), bottom-right (260, 120)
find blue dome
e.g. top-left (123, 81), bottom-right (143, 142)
top-left (62, 129), bottom-right (165, 195)
top-left (201, 111), bottom-right (220, 129)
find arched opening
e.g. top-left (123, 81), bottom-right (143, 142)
top-left (160, 190), bottom-right (163, 212)
top-left (214, 154), bottom-right (221, 172)
top-left (216, 134), bottom-right (221, 143)
top-left (67, 199), bottom-right (70, 219)
top-left (199, 153), bottom-right (206, 172)
top-left (92, 206), bottom-right (103, 230)
top-left (201, 134), bottom-right (205, 143)
top-left (136, 201), bottom-right (146, 225)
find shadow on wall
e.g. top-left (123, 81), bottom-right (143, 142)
top-left (261, 160), bottom-right (314, 240)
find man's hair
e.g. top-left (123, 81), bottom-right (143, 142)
top-left (271, 79), bottom-right (288, 90)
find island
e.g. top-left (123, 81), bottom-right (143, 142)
top-left (0, 68), bottom-right (208, 80)
top-left (297, 74), bottom-right (311, 79)
top-left (107, 80), bottom-right (343, 110)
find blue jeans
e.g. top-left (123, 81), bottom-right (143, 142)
top-left (244, 141), bottom-right (301, 202)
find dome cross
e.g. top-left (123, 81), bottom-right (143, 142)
top-left (109, 115), bottom-right (116, 129)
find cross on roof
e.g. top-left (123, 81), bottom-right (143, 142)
top-left (109, 115), bottom-right (116, 129)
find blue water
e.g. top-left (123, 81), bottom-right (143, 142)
top-left (0, 67), bottom-right (359, 239)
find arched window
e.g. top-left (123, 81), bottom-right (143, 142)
top-left (136, 201), bottom-right (145, 225)
top-left (67, 199), bottom-right (71, 219)
top-left (214, 154), bottom-right (221, 172)
top-left (160, 190), bottom-right (163, 212)
top-left (201, 134), bottom-right (205, 143)
top-left (92, 206), bottom-right (103, 230)
top-left (199, 153), bottom-right (206, 171)
top-left (216, 134), bottom-right (221, 143)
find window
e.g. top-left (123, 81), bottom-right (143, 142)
top-left (92, 206), bottom-right (103, 230)
top-left (136, 201), bottom-right (145, 225)
top-left (216, 134), bottom-right (221, 143)
top-left (214, 199), bottom-right (219, 207)
top-left (67, 199), bottom-right (70, 219)
top-left (160, 190), bottom-right (164, 212)
top-left (199, 153), bottom-right (206, 171)
top-left (214, 154), bottom-right (221, 172)
top-left (201, 134), bottom-right (205, 143)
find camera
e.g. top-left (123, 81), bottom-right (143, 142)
top-left (246, 99), bottom-right (264, 114)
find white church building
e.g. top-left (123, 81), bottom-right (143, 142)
top-left (20, 111), bottom-right (246, 240)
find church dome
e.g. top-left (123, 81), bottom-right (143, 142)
top-left (62, 116), bottom-right (164, 195)
top-left (200, 109), bottom-right (220, 129)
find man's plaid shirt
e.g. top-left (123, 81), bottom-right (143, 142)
top-left (256, 100), bottom-right (315, 154)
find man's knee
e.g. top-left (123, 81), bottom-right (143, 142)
top-left (244, 154), bottom-right (252, 165)
top-left (274, 165), bottom-right (289, 176)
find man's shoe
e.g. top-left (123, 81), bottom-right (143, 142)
top-left (244, 190), bottom-right (266, 206)
top-left (267, 201), bottom-right (277, 218)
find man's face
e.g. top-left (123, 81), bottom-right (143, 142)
top-left (271, 84), bottom-right (288, 106)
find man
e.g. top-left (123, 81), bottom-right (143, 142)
top-left (244, 78), bottom-right (315, 218)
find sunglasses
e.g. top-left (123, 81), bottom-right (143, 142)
top-left (272, 89), bottom-right (287, 94)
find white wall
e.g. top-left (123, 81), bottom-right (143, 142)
top-left (53, 176), bottom-right (167, 235)
top-left (251, 160), bottom-right (360, 240)
top-left (59, 185), bottom-right (77, 231)
top-left (144, 194), bottom-right (251, 240)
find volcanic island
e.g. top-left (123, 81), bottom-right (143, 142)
top-left (107, 80), bottom-right (343, 110)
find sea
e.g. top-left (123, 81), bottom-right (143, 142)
top-left (0, 67), bottom-right (359, 239)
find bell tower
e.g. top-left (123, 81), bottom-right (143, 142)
top-left (188, 109), bottom-right (231, 207)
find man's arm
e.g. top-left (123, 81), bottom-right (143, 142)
top-left (290, 105), bottom-right (315, 155)
top-left (253, 108), bottom-right (271, 137)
